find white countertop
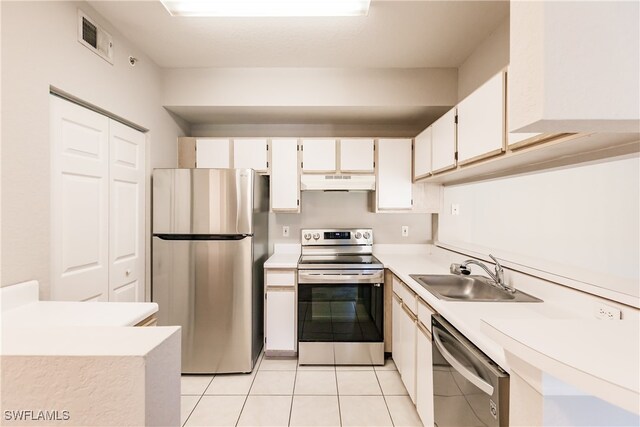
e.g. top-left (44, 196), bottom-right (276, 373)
top-left (2, 301), bottom-right (158, 328)
top-left (372, 251), bottom-right (584, 372)
top-left (264, 243), bottom-right (300, 268)
top-left (483, 319), bottom-right (640, 415)
top-left (264, 253), bottom-right (300, 269)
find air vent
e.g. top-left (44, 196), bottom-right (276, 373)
top-left (77, 10), bottom-right (113, 64)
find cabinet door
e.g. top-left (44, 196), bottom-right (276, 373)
top-left (301, 139), bottom-right (336, 172)
top-left (265, 288), bottom-right (296, 353)
top-left (392, 294), bottom-right (403, 375)
top-left (416, 324), bottom-right (434, 427)
top-left (271, 138), bottom-right (299, 212)
top-left (457, 72), bottom-right (506, 165)
top-left (431, 108), bottom-right (457, 173)
top-left (399, 304), bottom-right (417, 403)
top-left (196, 138), bottom-right (231, 168)
top-left (340, 138), bottom-right (374, 172)
top-left (233, 138), bottom-right (268, 172)
top-left (414, 127), bottom-right (432, 180)
top-left (50, 95), bottom-right (110, 302)
top-left (377, 139), bottom-right (412, 210)
top-left (109, 120), bottom-right (146, 303)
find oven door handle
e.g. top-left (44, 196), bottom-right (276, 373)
top-left (298, 271), bottom-right (383, 284)
top-left (433, 328), bottom-right (494, 396)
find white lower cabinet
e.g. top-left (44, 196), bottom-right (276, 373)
top-left (392, 276), bottom-right (417, 403)
top-left (392, 275), bottom-right (436, 426)
top-left (416, 322), bottom-right (434, 427)
top-left (264, 269), bottom-right (297, 356)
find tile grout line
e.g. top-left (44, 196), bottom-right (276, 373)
top-left (235, 352), bottom-right (264, 427)
top-left (374, 365), bottom-right (396, 427)
top-left (182, 375), bottom-right (215, 427)
top-left (335, 365), bottom-right (342, 427)
top-left (287, 360), bottom-right (299, 426)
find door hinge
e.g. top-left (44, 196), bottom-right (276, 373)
top-left (301, 162), bottom-right (304, 168)
top-left (297, 199), bottom-right (300, 206)
top-left (454, 115), bottom-right (458, 124)
top-left (455, 152), bottom-right (458, 161)
top-left (266, 161), bottom-right (269, 168)
top-left (411, 199), bottom-right (414, 205)
top-left (265, 293), bottom-right (267, 299)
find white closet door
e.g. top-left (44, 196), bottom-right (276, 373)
top-left (50, 96), bottom-right (110, 302)
top-left (109, 121), bottom-right (146, 302)
top-left (196, 138), bottom-right (231, 168)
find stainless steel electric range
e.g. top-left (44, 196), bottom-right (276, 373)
top-left (297, 228), bottom-right (385, 365)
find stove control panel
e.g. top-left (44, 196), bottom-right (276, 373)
top-left (301, 228), bottom-right (373, 245)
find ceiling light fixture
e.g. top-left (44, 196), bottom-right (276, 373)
top-left (160, 0), bottom-right (371, 17)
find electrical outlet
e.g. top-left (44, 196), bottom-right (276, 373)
top-left (594, 303), bottom-right (621, 320)
top-left (282, 226), bottom-right (290, 237)
top-left (451, 204), bottom-right (460, 215)
top-left (401, 226), bottom-right (409, 237)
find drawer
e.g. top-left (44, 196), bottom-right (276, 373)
top-left (417, 298), bottom-right (436, 332)
top-left (265, 270), bottom-right (296, 287)
top-left (393, 275), bottom-right (417, 314)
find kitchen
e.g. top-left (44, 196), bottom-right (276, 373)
top-left (1, 1), bottom-right (639, 426)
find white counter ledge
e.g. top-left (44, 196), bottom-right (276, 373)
top-left (1, 281), bottom-right (158, 327)
top-left (483, 318), bottom-right (640, 415)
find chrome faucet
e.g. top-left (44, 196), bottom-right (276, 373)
top-left (450, 255), bottom-right (514, 293)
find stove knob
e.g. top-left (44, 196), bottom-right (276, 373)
top-left (363, 231), bottom-right (371, 240)
top-left (312, 233), bottom-right (320, 240)
top-left (304, 233), bottom-right (311, 241)
top-left (355, 232), bottom-right (362, 239)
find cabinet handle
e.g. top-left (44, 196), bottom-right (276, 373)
top-left (125, 269), bottom-right (131, 276)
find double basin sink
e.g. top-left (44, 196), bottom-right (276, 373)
top-left (409, 274), bottom-right (543, 303)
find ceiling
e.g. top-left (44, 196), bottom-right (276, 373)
top-left (89, 1), bottom-right (508, 131)
top-left (89, 1), bottom-right (509, 69)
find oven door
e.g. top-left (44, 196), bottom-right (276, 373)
top-left (297, 269), bottom-right (384, 365)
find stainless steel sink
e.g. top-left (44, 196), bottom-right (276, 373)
top-left (409, 274), bottom-right (543, 302)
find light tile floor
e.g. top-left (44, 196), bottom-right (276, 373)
top-left (181, 354), bottom-right (423, 427)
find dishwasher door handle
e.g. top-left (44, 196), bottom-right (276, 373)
top-left (433, 328), bottom-right (494, 396)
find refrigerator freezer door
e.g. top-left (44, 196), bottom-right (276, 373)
top-left (153, 168), bottom-right (254, 235)
top-left (153, 235), bottom-right (255, 373)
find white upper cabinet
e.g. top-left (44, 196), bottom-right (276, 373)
top-left (509, 1), bottom-right (639, 133)
top-left (196, 138), bottom-right (231, 168)
top-left (270, 138), bottom-right (299, 212)
top-left (233, 138), bottom-right (268, 172)
top-left (431, 108), bottom-right (457, 173)
top-left (457, 71), bottom-right (506, 165)
top-left (301, 138), bottom-right (336, 172)
top-left (377, 139), bottom-right (412, 210)
top-left (340, 138), bottom-right (375, 173)
top-left (413, 127), bottom-right (432, 180)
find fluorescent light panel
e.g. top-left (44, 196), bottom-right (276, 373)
top-left (160, 0), bottom-right (371, 17)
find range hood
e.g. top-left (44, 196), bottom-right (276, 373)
top-left (300, 174), bottom-right (375, 191)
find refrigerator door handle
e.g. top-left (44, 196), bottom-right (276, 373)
top-left (153, 234), bottom-right (251, 241)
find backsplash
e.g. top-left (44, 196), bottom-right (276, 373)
top-left (269, 191), bottom-right (432, 253)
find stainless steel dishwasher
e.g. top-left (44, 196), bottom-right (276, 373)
top-left (432, 315), bottom-right (509, 427)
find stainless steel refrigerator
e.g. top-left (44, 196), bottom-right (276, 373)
top-left (152, 168), bottom-right (269, 374)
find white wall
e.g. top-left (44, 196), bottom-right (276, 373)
top-left (438, 155), bottom-right (640, 305)
top-left (1, 1), bottom-right (186, 298)
top-left (457, 17), bottom-right (509, 101)
top-left (270, 191), bottom-right (432, 251)
top-left (163, 67), bottom-right (458, 108)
